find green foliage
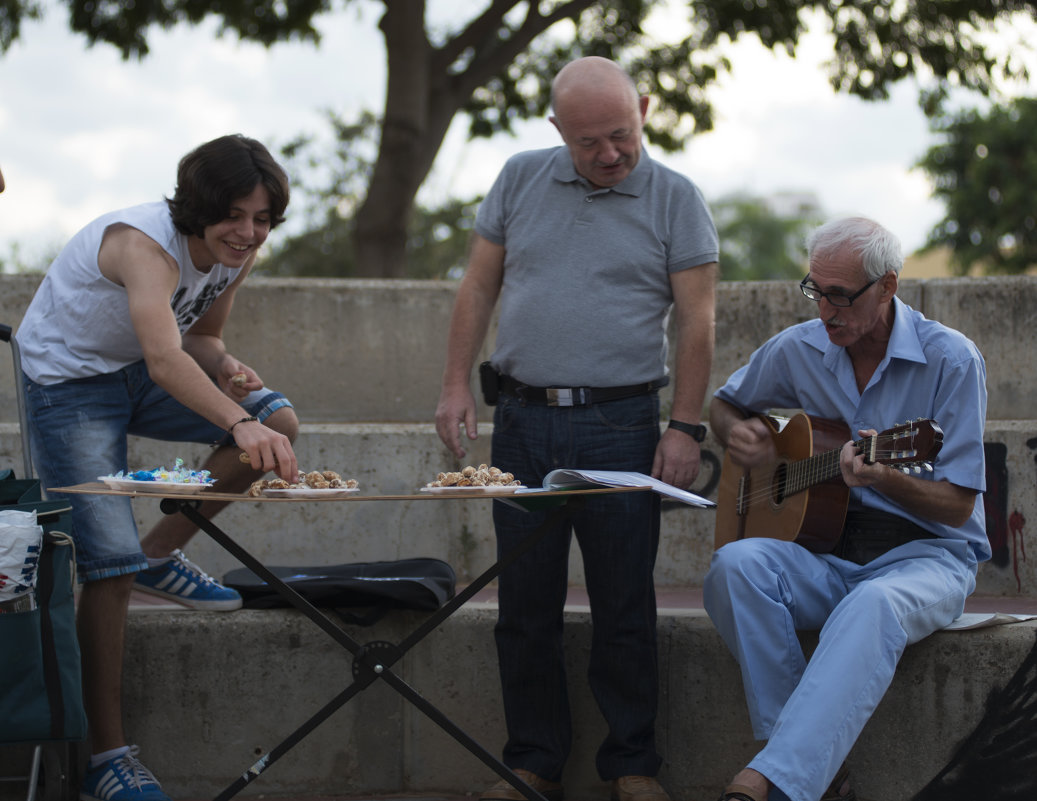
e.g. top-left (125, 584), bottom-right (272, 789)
top-left (6, 0), bottom-right (1037, 276)
top-left (8, 1), bottom-right (1033, 141)
top-left (55, 0), bottom-right (331, 59)
top-left (918, 97), bottom-right (1037, 275)
top-left (0, 0), bottom-right (40, 51)
top-left (712, 192), bottom-right (824, 281)
top-left (459, 0), bottom-right (1037, 151)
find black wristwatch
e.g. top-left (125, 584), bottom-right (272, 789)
top-left (667, 419), bottom-right (707, 442)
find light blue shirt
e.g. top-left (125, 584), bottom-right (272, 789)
top-left (715, 296), bottom-right (989, 561)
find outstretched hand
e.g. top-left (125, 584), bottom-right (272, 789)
top-left (233, 420), bottom-right (298, 483)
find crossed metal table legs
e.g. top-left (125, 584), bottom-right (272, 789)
top-left (160, 495), bottom-right (585, 801)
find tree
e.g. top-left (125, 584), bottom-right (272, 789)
top-left (4, 0), bottom-right (1036, 277)
top-left (918, 96), bottom-right (1037, 275)
top-left (711, 191), bottom-right (824, 281)
top-left (255, 109), bottom-right (479, 279)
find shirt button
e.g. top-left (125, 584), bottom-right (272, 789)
top-left (585, 196), bottom-right (593, 203)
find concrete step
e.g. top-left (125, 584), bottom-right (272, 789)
top-left (3, 421), bottom-right (1033, 601)
top-left (3, 276), bottom-right (1036, 423)
top-left (111, 602), bottom-right (1037, 801)
top-left (4, 601), bottom-right (1036, 801)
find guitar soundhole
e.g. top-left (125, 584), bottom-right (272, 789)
top-left (772, 463), bottom-right (788, 505)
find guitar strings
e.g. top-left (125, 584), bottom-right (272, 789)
top-left (731, 434), bottom-right (923, 510)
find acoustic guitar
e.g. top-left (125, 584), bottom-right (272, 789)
top-left (713, 413), bottom-right (943, 553)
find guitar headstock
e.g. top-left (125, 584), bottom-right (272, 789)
top-left (859, 419), bottom-right (944, 473)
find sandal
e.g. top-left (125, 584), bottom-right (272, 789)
top-left (716, 784), bottom-right (765, 801)
top-left (820, 765), bottom-right (858, 801)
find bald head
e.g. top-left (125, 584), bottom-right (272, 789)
top-left (549, 57), bottom-right (647, 188)
top-left (551, 57), bottom-right (640, 113)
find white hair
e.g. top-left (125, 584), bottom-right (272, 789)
top-left (805, 217), bottom-right (903, 280)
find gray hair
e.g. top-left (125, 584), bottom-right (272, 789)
top-left (805, 217), bottom-right (903, 280)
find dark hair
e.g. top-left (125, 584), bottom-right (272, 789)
top-left (166, 134), bottom-right (290, 238)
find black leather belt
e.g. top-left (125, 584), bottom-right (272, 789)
top-left (498, 373), bottom-right (668, 407)
top-left (833, 508), bottom-right (936, 565)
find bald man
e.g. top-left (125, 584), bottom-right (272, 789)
top-left (435, 57), bottom-right (718, 801)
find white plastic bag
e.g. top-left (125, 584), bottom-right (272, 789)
top-left (0, 508), bottom-right (44, 605)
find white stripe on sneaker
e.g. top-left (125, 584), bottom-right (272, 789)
top-left (98, 771), bottom-right (119, 799)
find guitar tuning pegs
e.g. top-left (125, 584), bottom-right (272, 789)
top-left (913, 466), bottom-right (922, 474)
top-left (924, 463), bottom-right (933, 472)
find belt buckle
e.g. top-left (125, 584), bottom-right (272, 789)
top-left (546, 388), bottom-right (575, 407)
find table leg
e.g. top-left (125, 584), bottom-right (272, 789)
top-left (160, 496), bottom-right (583, 801)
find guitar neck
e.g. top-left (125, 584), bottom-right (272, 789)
top-left (787, 446), bottom-right (844, 495)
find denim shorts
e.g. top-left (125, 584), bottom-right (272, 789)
top-left (23, 360), bottom-right (293, 582)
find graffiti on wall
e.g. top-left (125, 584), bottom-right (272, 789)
top-left (983, 441), bottom-right (1029, 591)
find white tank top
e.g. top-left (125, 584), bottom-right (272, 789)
top-left (17, 202), bottom-right (240, 385)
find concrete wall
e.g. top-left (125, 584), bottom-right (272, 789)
top-left (2, 276), bottom-right (1036, 801)
top-left (1, 275), bottom-right (1034, 599)
top-left (2, 275), bottom-right (1035, 424)
top-left (111, 607), bottom-right (1037, 801)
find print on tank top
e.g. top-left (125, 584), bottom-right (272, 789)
top-left (172, 279), bottom-right (230, 329)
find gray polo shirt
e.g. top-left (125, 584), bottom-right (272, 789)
top-left (475, 146), bottom-right (718, 387)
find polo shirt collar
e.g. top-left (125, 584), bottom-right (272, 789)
top-left (550, 146), bottom-right (652, 197)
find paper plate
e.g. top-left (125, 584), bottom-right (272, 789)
top-left (99, 477), bottom-right (215, 494)
top-left (419, 485), bottom-right (526, 495)
top-left (260, 487), bottom-right (360, 498)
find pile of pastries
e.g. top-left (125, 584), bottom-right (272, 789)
top-left (425, 464), bottom-right (520, 488)
top-left (247, 470), bottom-right (359, 496)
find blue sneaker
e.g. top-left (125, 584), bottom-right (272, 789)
top-left (80, 746), bottom-right (170, 801)
top-left (133, 549), bottom-right (242, 611)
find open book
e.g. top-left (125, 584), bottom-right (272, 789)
top-left (516, 469), bottom-right (714, 508)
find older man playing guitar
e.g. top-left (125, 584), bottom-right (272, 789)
top-left (704, 217), bottom-right (989, 801)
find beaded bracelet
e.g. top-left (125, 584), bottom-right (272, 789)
top-left (228, 416), bottom-right (259, 435)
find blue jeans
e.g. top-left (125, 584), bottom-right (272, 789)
top-left (24, 360), bottom-right (292, 581)
top-left (491, 392), bottom-right (662, 781)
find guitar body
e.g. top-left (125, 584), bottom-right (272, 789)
top-left (714, 413), bottom-right (851, 553)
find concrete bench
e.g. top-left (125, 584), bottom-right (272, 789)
top-left (114, 603), bottom-right (1037, 800)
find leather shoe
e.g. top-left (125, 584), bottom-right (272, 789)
top-left (480, 768), bottom-right (564, 801)
top-left (611, 775), bottom-right (672, 801)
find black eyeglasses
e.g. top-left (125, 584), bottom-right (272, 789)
top-left (799, 275), bottom-right (878, 307)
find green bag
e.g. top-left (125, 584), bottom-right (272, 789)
top-left (0, 523), bottom-right (87, 744)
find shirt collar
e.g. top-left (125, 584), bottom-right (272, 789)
top-left (884, 296), bottom-right (927, 364)
top-left (803, 295), bottom-right (926, 366)
top-left (550, 146), bottom-right (652, 197)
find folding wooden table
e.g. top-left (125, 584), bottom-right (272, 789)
top-left (56, 483), bottom-right (647, 801)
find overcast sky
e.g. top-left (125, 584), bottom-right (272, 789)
top-left (2, 3), bottom-right (1034, 267)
